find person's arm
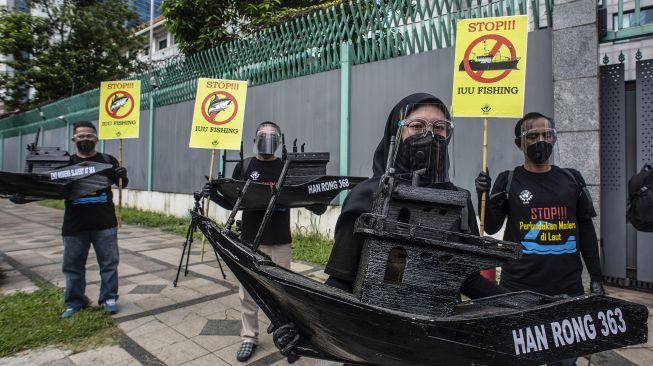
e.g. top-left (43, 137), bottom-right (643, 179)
top-left (232, 161), bottom-right (243, 180)
top-left (568, 169), bottom-right (604, 291)
top-left (324, 211), bottom-right (361, 291)
top-left (110, 155), bottom-right (129, 188)
top-left (481, 171), bottom-right (510, 235)
top-left (578, 218), bottom-right (602, 281)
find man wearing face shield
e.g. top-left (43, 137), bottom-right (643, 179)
top-left (475, 114), bottom-right (604, 349)
top-left (323, 93), bottom-right (506, 298)
top-left (204, 121), bottom-right (292, 362)
top-left (59, 121), bottom-right (128, 318)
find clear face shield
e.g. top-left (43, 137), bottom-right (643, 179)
top-left (393, 102), bottom-right (454, 184)
top-left (518, 116), bottom-right (557, 166)
top-left (254, 124), bottom-right (281, 155)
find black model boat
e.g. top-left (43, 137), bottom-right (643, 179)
top-left (195, 149), bottom-right (648, 365)
top-left (0, 131), bottom-right (113, 201)
top-left (212, 152), bottom-right (366, 210)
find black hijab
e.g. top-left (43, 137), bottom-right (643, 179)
top-left (371, 93), bottom-right (452, 178)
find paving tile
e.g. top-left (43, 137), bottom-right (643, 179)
top-left (41, 358), bottom-right (76, 366)
top-left (131, 326), bottom-right (187, 354)
top-left (191, 335), bottom-right (241, 353)
top-left (614, 347), bottom-right (653, 365)
top-left (169, 313), bottom-right (211, 338)
top-left (180, 353), bottom-right (230, 366)
top-left (290, 262), bottom-right (313, 273)
top-left (68, 346), bottom-right (133, 366)
top-left (129, 284), bottom-right (167, 294)
top-left (0, 347), bottom-right (72, 366)
top-left (153, 339), bottom-right (209, 366)
top-left (200, 319), bottom-right (241, 336)
top-left (124, 317), bottom-right (167, 337)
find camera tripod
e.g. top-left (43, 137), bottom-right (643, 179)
top-left (173, 191), bottom-right (226, 287)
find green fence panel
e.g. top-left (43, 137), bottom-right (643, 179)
top-left (1, 0), bottom-right (549, 138)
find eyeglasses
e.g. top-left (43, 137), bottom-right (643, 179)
top-left (401, 118), bottom-right (453, 137)
top-left (522, 128), bottom-right (556, 141)
top-left (73, 133), bottom-right (97, 140)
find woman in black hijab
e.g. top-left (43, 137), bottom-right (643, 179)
top-left (324, 93), bottom-right (506, 298)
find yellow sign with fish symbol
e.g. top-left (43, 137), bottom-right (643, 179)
top-left (189, 78), bottom-right (248, 149)
top-left (98, 80), bottom-right (141, 139)
top-left (451, 15), bottom-right (528, 118)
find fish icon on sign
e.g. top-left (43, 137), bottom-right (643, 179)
top-left (110, 95), bottom-right (129, 113)
top-left (207, 97), bottom-right (232, 116)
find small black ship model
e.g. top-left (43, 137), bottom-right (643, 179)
top-left (459, 41), bottom-right (520, 71)
top-left (0, 131), bottom-right (113, 201)
top-left (192, 143), bottom-right (649, 365)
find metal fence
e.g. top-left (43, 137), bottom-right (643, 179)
top-left (0, 0), bottom-right (551, 138)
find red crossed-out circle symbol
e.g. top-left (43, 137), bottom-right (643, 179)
top-left (105, 91), bottom-right (135, 119)
top-left (462, 34), bottom-right (517, 83)
top-left (200, 91), bottom-right (238, 125)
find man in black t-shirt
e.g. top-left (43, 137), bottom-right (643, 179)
top-left (60, 121), bottom-right (128, 318)
top-left (476, 113), bottom-right (604, 366)
top-left (204, 121), bottom-right (291, 362)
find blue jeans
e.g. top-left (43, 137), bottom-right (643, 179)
top-left (62, 227), bottom-right (119, 308)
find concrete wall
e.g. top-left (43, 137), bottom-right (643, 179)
top-left (552, 0), bottom-right (602, 233)
top-left (1, 29), bottom-right (553, 235)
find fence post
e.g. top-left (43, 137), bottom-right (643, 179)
top-left (340, 42), bottom-right (353, 204)
top-left (147, 92), bottom-right (155, 191)
top-left (65, 120), bottom-right (70, 152)
top-left (17, 130), bottom-right (22, 172)
top-left (0, 133), bottom-right (3, 171)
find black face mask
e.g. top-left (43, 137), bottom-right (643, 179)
top-left (396, 133), bottom-right (448, 182)
top-left (76, 140), bottom-right (96, 154)
top-left (526, 141), bottom-right (553, 164)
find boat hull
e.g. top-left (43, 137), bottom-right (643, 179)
top-left (198, 218), bottom-right (648, 366)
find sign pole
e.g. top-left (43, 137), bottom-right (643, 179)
top-left (200, 149), bottom-right (216, 262)
top-left (479, 118), bottom-right (497, 282)
top-left (480, 118), bottom-right (488, 235)
top-left (118, 138), bottom-right (124, 228)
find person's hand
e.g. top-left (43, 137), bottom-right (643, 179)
top-left (269, 322), bottom-right (300, 363)
top-left (9, 193), bottom-right (27, 204)
top-left (114, 167), bottom-right (127, 180)
top-left (590, 279), bottom-right (605, 295)
top-left (202, 179), bottom-right (219, 200)
top-left (475, 169), bottom-right (492, 195)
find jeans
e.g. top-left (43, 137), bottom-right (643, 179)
top-left (62, 227), bottom-right (119, 308)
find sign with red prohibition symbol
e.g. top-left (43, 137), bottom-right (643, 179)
top-left (98, 80), bottom-right (141, 139)
top-left (190, 78), bottom-right (248, 150)
top-left (452, 16), bottom-right (528, 118)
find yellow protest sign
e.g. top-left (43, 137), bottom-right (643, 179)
top-left (451, 15), bottom-right (528, 118)
top-left (189, 78), bottom-right (248, 150)
top-left (98, 80), bottom-right (141, 139)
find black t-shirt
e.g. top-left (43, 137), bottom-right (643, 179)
top-left (233, 157), bottom-right (292, 245)
top-left (485, 166), bottom-right (597, 296)
top-left (62, 153), bottom-right (125, 236)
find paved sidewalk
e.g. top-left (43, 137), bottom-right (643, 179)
top-left (0, 200), bottom-right (651, 366)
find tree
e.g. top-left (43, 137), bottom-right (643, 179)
top-left (161, 0), bottom-right (338, 55)
top-left (0, 0), bottom-right (144, 111)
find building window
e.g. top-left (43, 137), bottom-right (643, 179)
top-left (157, 38), bottom-right (167, 51)
top-left (613, 7), bottom-right (653, 30)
